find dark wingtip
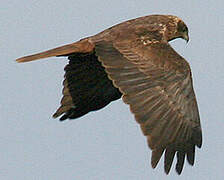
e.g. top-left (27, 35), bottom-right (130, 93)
top-left (176, 168), bottom-right (182, 175)
top-left (59, 115), bottom-right (69, 121)
top-left (52, 112), bottom-right (68, 121)
top-left (186, 145), bottom-right (195, 166)
top-left (164, 168), bottom-right (170, 175)
top-left (52, 113), bottom-right (58, 119)
top-left (175, 152), bottom-right (185, 175)
top-left (164, 148), bottom-right (175, 174)
top-left (151, 148), bottom-right (164, 169)
top-left (176, 164), bottom-right (183, 175)
top-left (193, 128), bottom-right (202, 148)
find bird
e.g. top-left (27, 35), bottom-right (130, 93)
top-left (16, 14), bottom-right (202, 175)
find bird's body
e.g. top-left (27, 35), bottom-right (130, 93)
top-left (17, 14), bottom-right (202, 175)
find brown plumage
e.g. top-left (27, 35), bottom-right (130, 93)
top-left (16, 14), bottom-right (202, 175)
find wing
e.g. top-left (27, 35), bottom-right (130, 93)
top-left (53, 52), bottom-right (121, 120)
top-left (95, 40), bottom-right (202, 174)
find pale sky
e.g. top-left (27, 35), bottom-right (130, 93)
top-left (1, 0), bottom-right (224, 179)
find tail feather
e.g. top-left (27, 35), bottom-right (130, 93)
top-left (16, 38), bottom-right (94, 63)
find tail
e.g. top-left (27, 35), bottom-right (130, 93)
top-left (16, 38), bottom-right (95, 63)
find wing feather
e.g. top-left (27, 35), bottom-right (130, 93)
top-left (176, 152), bottom-right (185, 174)
top-left (164, 147), bottom-right (176, 174)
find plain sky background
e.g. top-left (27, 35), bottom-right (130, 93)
top-left (1, 0), bottom-right (224, 180)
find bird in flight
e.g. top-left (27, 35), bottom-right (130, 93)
top-left (16, 14), bottom-right (202, 175)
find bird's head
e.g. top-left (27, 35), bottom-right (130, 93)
top-left (163, 15), bottom-right (189, 43)
top-left (133, 15), bottom-right (189, 44)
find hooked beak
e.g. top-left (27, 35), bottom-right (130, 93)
top-left (183, 32), bottom-right (189, 43)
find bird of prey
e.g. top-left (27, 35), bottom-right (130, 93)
top-left (16, 14), bottom-right (202, 175)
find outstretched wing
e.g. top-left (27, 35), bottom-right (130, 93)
top-left (95, 40), bottom-right (202, 174)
